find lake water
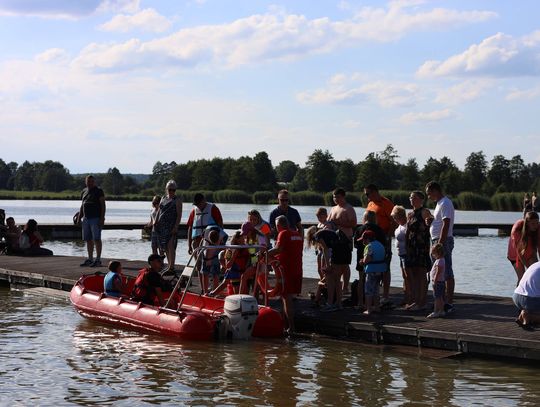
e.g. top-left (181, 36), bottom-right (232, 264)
top-left (1, 286), bottom-right (540, 406)
top-left (0, 200), bottom-right (521, 297)
top-left (1, 201), bottom-right (539, 405)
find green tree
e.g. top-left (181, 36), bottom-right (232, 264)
top-left (463, 151), bottom-right (487, 192)
top-left (13, 161), bottom-right (36, 191)
top-left (171, 163), bottom-right (193, 190)
top-left (488, 155), bottom-right (511, 192)
top-left (227, 156), bottom-right (256, 192)
top-left (252, 151), bottom-right (277, 191)
top-left (36, 160), bottom-right (73, 192)
top-left (305, 149), bottom-right (335, 192)
top-left (0, 159), bottom-right (14, 190)
top-left (509, 155), bottom-right (530, 191)
top-left (275, 160), bottom-right (299, 183)
top-left (335, 159), bottom-right (356, 192)
top-left (290, 168), bottom-right (308, 191)
top-left (399, 158), bottom-right (420, 190)
top-left (102, 167), bottom-right (125, 195)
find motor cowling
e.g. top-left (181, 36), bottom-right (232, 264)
top-left (223, 294), bottom-right (259, 340)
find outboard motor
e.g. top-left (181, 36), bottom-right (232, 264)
top-left (223, 294), bottom-right (259, 340)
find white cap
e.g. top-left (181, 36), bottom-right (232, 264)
top-left (166, 180), bottom-right (177, 190)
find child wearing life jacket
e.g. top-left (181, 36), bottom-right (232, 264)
top-left (104, 260), bottom-right (125, 297)
top-left (131, 254), bottom-right (166, 306)
top-left (201, 230), bottom-right (221, 295)
top-left (210, 231), bottom-right (250, 296)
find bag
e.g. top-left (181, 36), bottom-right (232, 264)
top-left (131, 268), bottom-right (149, 300)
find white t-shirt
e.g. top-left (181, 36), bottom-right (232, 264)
top-left (515, 262), bottom-right (540, 298)
top-left (430, 196), bottom-right (454, 240)
top-left (430, 258), bottom-right (446, 282)
top-left (394, 224), bottom-right (407, 256)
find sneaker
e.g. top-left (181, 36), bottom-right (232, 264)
top-left (427, 311), bottom-right (445, 319)
top-left (320, 304), bottom-right (338, 313)
top-left (80, 259), bottom-right (93, 267)
top-left (90, 259), bottom-right (102, 268)
top-left (444, 304), bottom-right (455, 314)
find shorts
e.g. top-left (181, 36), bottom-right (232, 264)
top-left (82, 217), bottom-right (102, 241)
top-left (432, 237), bottom-right (454, 279)
top-left (432, 281), bottom-right (446, 299)
top-left (331, 239), bottom-right (352, 265)
top-left (202, 262), bottom-right (220, 277)
top-left (513, 293), bottom-right (540, 313)
top-left (224, 264), bottom-right (242, 280)
top-left (365, 272), bottom-right (382, 296)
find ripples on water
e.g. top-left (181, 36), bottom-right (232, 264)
top-left (1, 287), bottom-right (540, 406)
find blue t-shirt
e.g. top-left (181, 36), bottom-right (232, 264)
top-left (104, 271), bottom-right (121, 297)
top-left (363, 241), bottom-right (386, 273)
top-left (269, 206), bottom-right (301, 232)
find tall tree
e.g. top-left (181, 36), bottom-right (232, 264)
top-left (463, 151), bottom-right (488, 192)
top-left (102, 167), bottom-right (125, 195)
top-left (399, 158), bottom-right (420, 190)
top-left (275, 160), bottom-right (299, 183)
top-left (253, 151), bottom-right (277, 191)
top-left (36, 161), bottom-right (73, 192)
top-left (335, 159), bottom-right (356, 192)
top-left (13, 161), bottom-right (36, 191)
top-left (305, 149), bottom-right (335, 192)
top-left (0, 159), bottom-right (14, 190)
top-left (488, 155), bottom-right (511, 192)
top-left (290, 168), bottom-right (308, 192)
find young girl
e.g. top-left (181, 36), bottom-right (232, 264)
top-left (427, 244), bottom-right (446, 318)
top-left (148, 195), bottom-right (164, 256)
top-left (210, 231), bottom-right (250, 296)
top-left (306, 226), bottom-right (331, 307)
top-left (104, 260), bottom-right (125, 297)
top-left (391, 205), bottom-right (411, 306)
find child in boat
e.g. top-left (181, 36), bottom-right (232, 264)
top-left (104, 260), bottom-right (125, 297)
top-left (148, 195), bottom-right (164, 257)
top-left (210, 231), bottom-right (250, 296)
top-left (201, 230), bottom-right (221, 294)
top-left (427, 244), bottom-right (446, 318)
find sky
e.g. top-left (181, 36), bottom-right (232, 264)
top-left (1, 0), bottom-right (540, 173)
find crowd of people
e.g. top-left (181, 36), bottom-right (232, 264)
top-left (0, 210), bottom-right (53, 256)
top-left (2, 175), bottom-right (540, 332)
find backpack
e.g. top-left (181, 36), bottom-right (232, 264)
top-left (131, 268), bottom-right (150, 300)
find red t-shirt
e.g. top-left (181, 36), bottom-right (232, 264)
top-left (276, 229), bottom-right (303, 295)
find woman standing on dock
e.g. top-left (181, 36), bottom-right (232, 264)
top-left (156, 180), bottom-right (182, 274)
top-left (405, 191), bottom-right (432, 310)
top-left (509, 211), bottom-right (539, 284)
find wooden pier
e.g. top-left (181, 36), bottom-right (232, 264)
top-left (37, 222), bottom-right (512, 239)
top-left (1, 254), bottom-right (537, 361)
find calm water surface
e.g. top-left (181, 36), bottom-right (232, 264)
top-left (1, 286), bottom-right (540, 406)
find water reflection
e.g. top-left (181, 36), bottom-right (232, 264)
top-left (2, 287), bottom-right (540, 406)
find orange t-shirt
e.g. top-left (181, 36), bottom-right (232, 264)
top-left (366, 196), bottom-right (395, 235)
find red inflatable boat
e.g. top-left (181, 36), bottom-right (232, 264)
top-left (70, 274), bottom-right (284, 340)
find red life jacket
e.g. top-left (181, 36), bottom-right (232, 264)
top-left (131, 268), bottom-right (150, 301)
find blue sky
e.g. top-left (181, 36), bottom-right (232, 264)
top-left (1, 0), bottom-right (539, 173)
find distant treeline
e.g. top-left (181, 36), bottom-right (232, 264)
top-left (1, 145), bottom-right (539, 212)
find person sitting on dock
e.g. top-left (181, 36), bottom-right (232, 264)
top-left (267, 215), bottom-right (303, 334)
top-left (358, 230), bottom-right (386, 315)
top-left (513, 261), bottom-right (540, 330)
top-left (18, 219), bottom-right (53, 256)
top-left (4, 217), bottom-right (21, 254)
top-left (104, 260), bottom-right (125, 298)
top-left (131, 254), bottom-right (166, 306)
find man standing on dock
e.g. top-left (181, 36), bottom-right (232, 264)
top-left (364, 184), bottom-right (395, 307)
top-left (425, 181), bottom-right (455, 314)
top-left (269, 190), bottom-right (303, 238)
top-left (327, 188), bottom-right (357, 298)
top-left (77, 175), bottom-right (106, 267)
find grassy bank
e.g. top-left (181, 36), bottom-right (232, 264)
top-left (0, 189), bottom-right (528, 212)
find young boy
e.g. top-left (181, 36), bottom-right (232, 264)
top-left (201, 229), bottom-right (221, 294)
top-left (358, 230), bottom-right (386, 315)
top-left (427, 244), bottom-right (446, 318)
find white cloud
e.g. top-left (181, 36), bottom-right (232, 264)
top-left (417, 31), bottom-right (540, 78)
top-left (0, 0), bottom-right (139, 18)
top-left (435, 79), bottom-right (493, 105)
top-left (71, 2), bottom-right (496, 72)
top-left (34, 48), bottom-right (70, 64)
top-left (400, 109), bottom-right (454, 124)
top-left (506, 86), bottom-right (540, 101)
top-left (297, 75), bottom-right (421, 108)
top-left (99, 8), bottom-right (172, 33)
